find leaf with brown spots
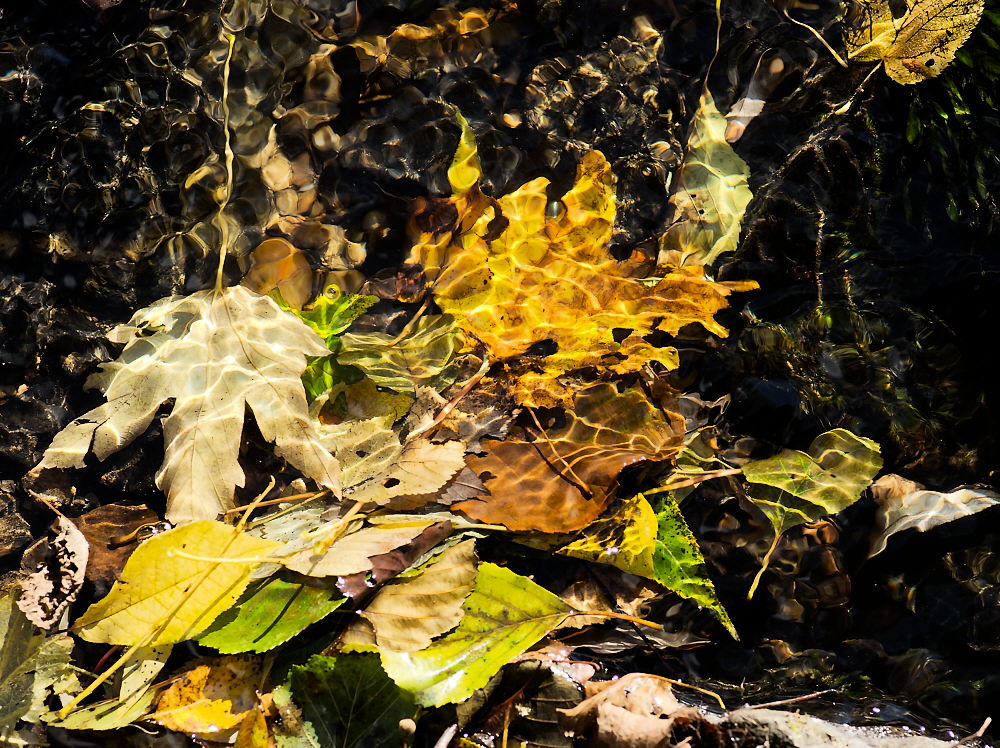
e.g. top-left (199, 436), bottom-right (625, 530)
top-left (452, 384), bottom-right (683, 533)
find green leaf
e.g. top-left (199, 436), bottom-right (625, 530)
top-left (1, 594), bottom-right (77, 733)
top-left (287, 654), bottom-right (415, 748)
top-left (197, 577), bottom-right (344, 653)
top-left (48, 687), bottom-right (161, 731)
top-left (74, 520), bottom-right (282, 646)
top-left (380, 563), bottom-right (572, 706)
top-left (743, 428), bottom-right (883, 534)
top-left (290, 286), bottom-right (378, 346)
top-left (338, 314), bottom-right (463, 395)
top-left (651, 495), bottom-right (737, 639)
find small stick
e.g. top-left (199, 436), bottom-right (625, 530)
top-left (385, 297), bottom-right (430, 347)
top-left (949, 716), bottom-right (992, 747)
top-left (225, 488), bottom-right (328, 515)
top-left (409, 355), bottom-right (490, 439)
top-left (746, 688), bottom-right (836, 709)
top-left (645, 468), bottom-right (743, 495)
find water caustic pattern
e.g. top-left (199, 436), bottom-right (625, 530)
top-left (3, 0), bottom-right (1000, 743)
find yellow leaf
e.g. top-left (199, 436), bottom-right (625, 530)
top-left (409, 142), bottom-right (748, 406)
top-left (152, 656), bottom-right (260, 738)
top-left (658, 89), bottom-right (754, 266)
top-left (845, 0), bottom-right (984, 84)
top-left (74, 521), bottom-right (282, 646)
top-left (447, 113), bottom-right (482, 195)
top-left (558, 494), bottom-right (657, 578)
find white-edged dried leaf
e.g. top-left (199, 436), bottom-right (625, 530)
top-left (18, 517), bottom-right (89, 630)
top-left (869, 474), bottom-right (1000, 557)
top-left (32, 286), bottom-right (341, 524)
top-left (362, 539), bottom-right (477, 652)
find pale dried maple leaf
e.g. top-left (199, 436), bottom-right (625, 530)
top-left (32, 286), bottom-right (340, 524)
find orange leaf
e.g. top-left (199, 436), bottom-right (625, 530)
top-left (153, 656), bottom-right (262, 739)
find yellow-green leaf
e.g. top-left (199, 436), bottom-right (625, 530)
top-left (380, 563), bottom-right (571, 706)
top-left (74, 521), bottom-right (282, 646)
top-left (558, 493), bottom-right (658, 578)
top-left (658, 89), bottom-right (753, 267)
top-left (743, 428), bottom-right (883, 534)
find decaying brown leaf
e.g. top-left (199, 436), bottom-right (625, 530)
top-left (452, 384), bottom-right (683, 532)
top-left (17, 517), bottom-right (89, 630)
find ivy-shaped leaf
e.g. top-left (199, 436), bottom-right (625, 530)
top-left (380, 563), bottom-right (572, 706)
top-left (32, 286), bottom-right (341, 524)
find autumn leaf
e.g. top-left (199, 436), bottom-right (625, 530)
top-left (408, 127), bottom-right (752, 407)
top-left (287, 653), bottom-right (415, 747)
top-left (868, 474), bottom-right (1000, 558)
top-left (18, 516), bottom-right (89, 630)
top-left (74, 520), bottom-right (282, 646)
top-left (845, 0), bottom-right (985, 84)
top-left (658, 88), bottom-right (754, 267)
top-left (743, 428), bottom-right (883, 535)
top-left (197, 576), bottom-right (345, 653)
top-left (453, 384), bottom-right (683, 533)
top-left (361, 538), bottom-right (477, 652)
top-left (1, 594), bottom-right (77, 735)
top-left (380, 563), bottom-right (572, 706)
top-left (152, 655), bottom-right (261, 738)
top-left (32, 286), bottom-right (341, 524)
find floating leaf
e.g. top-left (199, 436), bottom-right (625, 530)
top-left (74, 520), bottom-right (282, 646)
top-left (454, 384), bottom-right (683, 533)
top-left (152, 655), bottom-right (261, 738)
top-left (743, 428), bottom-right (883, 534)
top-left (287, 654), bottom-right (415, 748)
top-left (658, 88), bottom-right (754, 266)
top-left (18, 516), bottom-right (89, 629)
top-left (362, 538), bottom-right (477, 652)
top-left (558, 493), bottom-right (658, 578)
top-left (338, 314), bottom-right (463, 395)
top-left (1, 594), bottom-right (76, 734)
top-left (845, 0), bottom-right (985, 84)
top-left (381, 563), bottom-right (572, 706)
top-left (651, 494), bottom-right (736, 638)
top-left (409, 137), bottom-right (752, 406)
top-left (32, 286), bottom-right (341, 524)
top-left (198, 577), bottom-right (344, 653)
top-left (868, 474), bottom-right (1000, 558)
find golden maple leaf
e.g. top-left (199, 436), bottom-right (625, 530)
top-left (408, 118), bottom-right (753, 407)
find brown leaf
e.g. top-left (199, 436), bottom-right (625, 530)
top-left (73, 503), bottom-right (160, 590)
top-left (452, 384), bottom-right (683, 532)
top-left (336, 521), bottom-right (454, 598)
top-left (17, 516), bottom-right (89, 629)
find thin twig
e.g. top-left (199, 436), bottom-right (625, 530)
top-left (645, 468), bottom-right (743, 495)
top-left (386, 297), bottom-right (429, 347)
top-left (746, 688), bottom-right (836, 710)
top-left (409, 355), bottom-right (490, 439)
top-left (226, 489), bottom-right (329, 515)
top-left (948, 716), bottom-right (992, 747)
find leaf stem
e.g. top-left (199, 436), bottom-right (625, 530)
top-left (578, 610), bottom-right (663, 630)
top-left (646, 467), bottom-right (743, 495)
top-left (747, 532), bottom-right (781, 600)
top-left (214, 31), bottom-right (237, 293)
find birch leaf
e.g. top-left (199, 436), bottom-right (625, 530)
top-left (868, 474), bottom-right (1000, 557)
top-left (362, 538), bottom-right (477, 652)
top-left (743, 428), bottom-right (883, 534)
top-left (658, 89), bottom-right (753, 267)
top-left (32, 286), bottom-right (341, 524)
top-left (198, 577), bottom-right (344, 653)
top-left (74, 520), bottom-right (282, 646)
top-left (381, 563), bottom-right (572, 706)
top-left (845, 0), bottom-right (985, 84)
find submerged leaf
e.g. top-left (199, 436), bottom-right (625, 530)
top-left (338, 314), bottom-right (463, 395)
top-left (287, 653), bottom-right (415, 748)
top-left (743, 428), bottom-right (883, 534)
top-left (152, 656), bottom-right (261, 738)
top-left (651, 495), bottom-right (736, 638)
top-left (658, 89), bottom-right (754, 266)
top-left (868, 474), bottom-right (1000, 557)
top-left (454, 384), bottom-right (683, 533)
top-left (32, 286), bottom-right (341, 524)
top-left (410, 139), bottom-right (750, 406)
top-left (380, 563), bottom-right (572, 706)
top-left (361, 538), bottom-right (477, 652)
top-left (845, 0), bottom-right (985, 84)
top-left (198, 577), bottom-right (344, 653)
top-left (74, 520), bottom-right (282, 646)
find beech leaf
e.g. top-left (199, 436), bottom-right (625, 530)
top-left (74, 520), bottom-right (282, 646)
top-left (198, 577), bottom-right (344, 653)
top-left (845, 0), bottom-right (985, 84)
top-left (868, 474), bottom-right (1000, 558)
top-left (743, 428), bottom-right (883, 534)
top-left (658, 89), bottom-right (754, 267)
top-left (362, 538), bottom-right (478, 652)
top-left (380, 562), bottom-right (572, 706)
top-left (32, 286), bottom-right (341, 524)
